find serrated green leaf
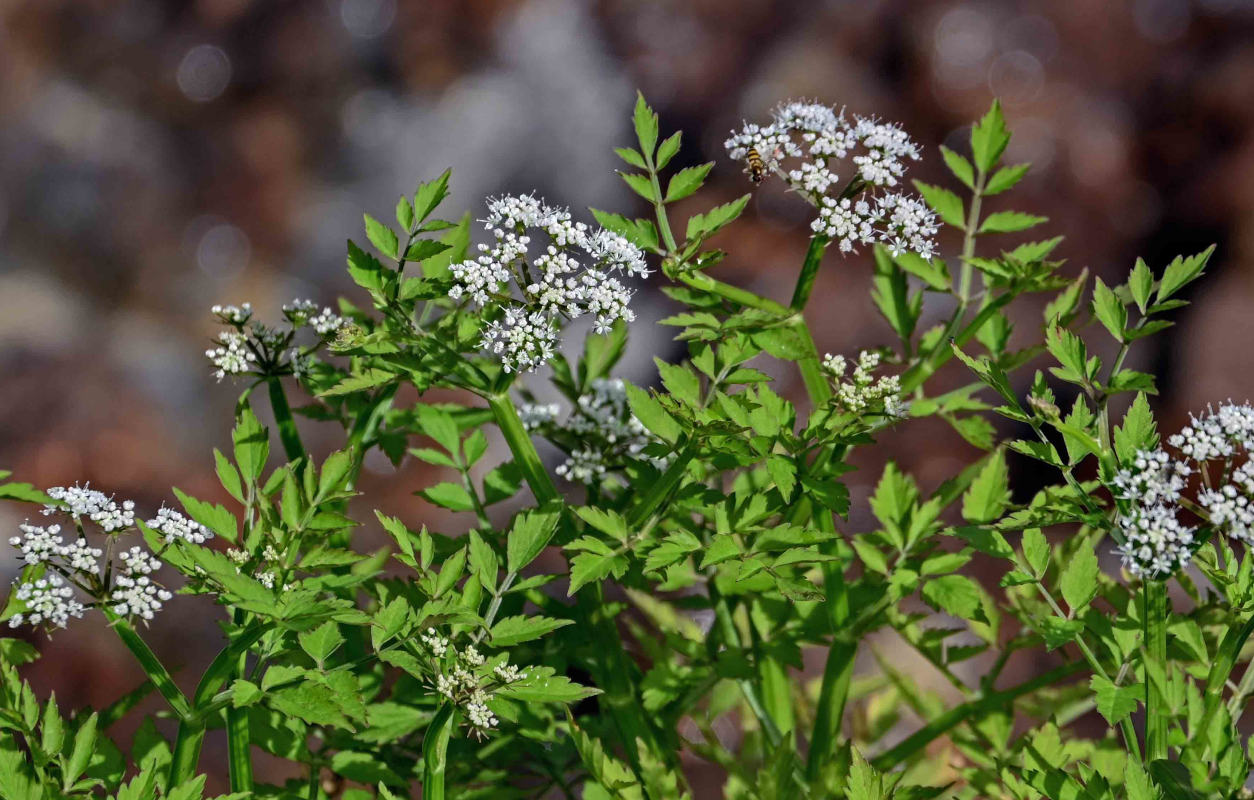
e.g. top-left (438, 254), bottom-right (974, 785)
top-left (665, 163), bottom-right (713, 202)
top-left (363, 214), bottom-right (399, 260)
top-left (489, 615), bottom-right (574, 647)
top-left (1129, 257), bottom-right (1153, 314)
top-left (939, 145), bottom-right (974, 190)
top-left (1092, 277), bottom-right (1128, 342)
top-left (299, 621), bottom-right (344, 667)
top-left (914, 180), bottom-right (964, 227)
top-left (1060, 544), bottom-right (1099, 612)
top-left (983, 163), bottom-right (1029, 195)
top-left (962, 450), bottom-right (1010, 524)
top-left (507, 510), bottom-right (560, 573)
top-left (970, 99), bottom-right (1009, 173)
top-left (979, 211), bottom-right (1047, 234)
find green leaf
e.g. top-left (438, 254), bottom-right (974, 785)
top-left (507, 510), bottom-right (560, 573)
top-left (489, 615), bottom-right (574, 647)
top-left (920, 574), bottom-right (985, 621)
top-left (64, 712), bottom-right (98, 787)
top-left (632, 92), bottom-right (659, 158)
top-left (665, 163), bottom-right (713, 202)
top-left (172, 488), bottom-right (239, 542)
top-left (396, 196), bottom-right (414, 231)
top-left (614, 146), bottom-right (647, 169)
top-left (970, 99), bottom-right (1010, 173)
top-left (1060, 544), bottom-right (1099, 612)
top-left (1091, 675), bottom-right (1140, 726)
top-left (433, 548), bottom-right (466, 599)
top-left (846, 747), bottom-right (887, 800)
top-left (418, 482), bottom-right (476, 513)
top-left (939, 145), bottom-right (974, 190)
top-left (411, 169), bottom-right (452, 225)
top-left (961, 450), bottom-right (1010, 524)
top-left (299, 621), bottom-right (345, 668)
top-left (1114, 393), bottom-right (1158, 464)
top-left (495, 667), bottom-right (599, 704)
top-left (230, 679), bottom-right (264, 708)
top-left (619, 172), bottom-right (657, 202)
top-left (347, 239), bottom-right (387, 291)
top-left (893, 250), bottom-right (951, 291)
top-left (686, 194), bottom-right (751, 241)
top-left (914, 181), bottom-right (964, 227)
top-left (363, 214), bottom-right (399, 260)
top-left (1091, 278), bottom-right (1128, 342)
top-left (656, 131), bottom-right (682, 169)
top-left (567, 542), bottom-right (629, 595)
top-left (1156, 245), bottom-right (1215, 303)
top-left (232, 405), bottom-right (269, 483)
top-left (983, 163), bottom-right (1030, 195)
top-left (624, 384), bottom-right (682, 444)
top-left (1129, 257), bottom-right (1154, 314)
top-left (979, 211), bottom-right (1047, 234)
top-left (268, 681), bottom-right (352, 730)
top-left (1038, 617), bottom-right (1084, 650)
top-left (1022, 529), bottom-right (1049, 576)
top-left (318, 450), bottom-right (353, 500)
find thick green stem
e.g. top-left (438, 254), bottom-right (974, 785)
top-left (790, 236), bottom-right (830, 311)
top-left (1189, 610), bottom-right (1254, 760)
top-left (225, 610), bottom-right (254, 792)
top-left (423, 704), bottom-right (456, 800)
top-left (167, 623), bottom-right (269, 787)
top-left (108, 615), bottom-right (191, 720)
top-left (1143, 580), bottom-right (1169, 762)
top-left (267, 377), bottom-right (306, 461)
top-left (486, 392), bottom-right (560, 506)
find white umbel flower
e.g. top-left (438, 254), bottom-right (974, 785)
top-left (9, 523), bottom-right (64, 566)
top-left (726, 100), bottom-right (937, 260)
top-left (205, 330), bottom-right (255, 381)
top-left (449, 194), bottom-right (647, 373)
top-left (45, 485), bottom-right (135, 532)
top-left (146, 507), bottom-right (213, 545)
top-left (9, 574), bottom-right (85, 630)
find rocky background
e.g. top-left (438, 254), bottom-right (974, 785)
top-left (3, 0), bottom-right (1254, 793)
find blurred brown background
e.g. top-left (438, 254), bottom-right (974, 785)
top-left (4, 0), bottom-right (1254, 793)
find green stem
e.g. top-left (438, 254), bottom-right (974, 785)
top-left (108, 615), bottom-right (191, 720)
top-left (486, 392), bottom-right (560, 506)
top-left (790, 235), bottom-right (830, 311)
top-left (958, 167), bottom-right (986, 305)
top-left (225, 610), bottom-right (254, 792)
top-left (423, 704), bottom-right (456, 800)
top-left (1143, 580), bottom-right (1169, 762)
top-left (167, 623), bottom-right (269, 787)
top-left (267, 376), bottom-right (307, 461)
top-left (626, 437), bottom-right (697, 528)
top-left (676, 271), bottom-right (791, 316)
top-left (871, 660), bottom-right (1083, 771)
top-left (1190, 610), bottom-right (1254, 759)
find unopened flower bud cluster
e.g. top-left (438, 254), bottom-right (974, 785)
top-left (520, 378), bottom-right (665, 485)
top-left (7, 488), bottom-right (211, 630)
top-left (725, 101), bottom-right (938, 259)
top-left (822, 351), bottom-right (905, 417)
top-left (206, 299), bottom-right (346, 381)
top-left (1110, 402), bottom-right (1254, 578)
top-left (449, 195), bottom-right (649, 374)
top-left (419, 627), bottom-right (527, 739)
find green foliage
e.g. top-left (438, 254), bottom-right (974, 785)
top-left (0, 94), bottom-right (1241, 800)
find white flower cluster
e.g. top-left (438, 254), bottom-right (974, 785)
top-left (823, 351), bottom-right (905, 417)
top-left (7, 486), bottom-right (200, 630)
top-left (282, 298), bottom-right (346, 336)
top-left (45, 484), bottom-right (135, 532)
top-left (206, 298), bottom-right (344, 382)
top-left (146, 507), bottom-right (214, 545)
top-left (9, 575), bottom-right (84, 630)
top-left (520, 378), bottom-right (663, 486)
top-left (1108, 404), bottom-right (1254, 578)
top-left (450, 195), bottom-right (649, 373)
top-left (1111, 449), bottom-right (1196, 579)
top-left (10, 523), bottom-right (102, 573)
top-left (419, 627), bottom-right (526, 739)
top-left (725, 101), bottom-right (938, 259)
